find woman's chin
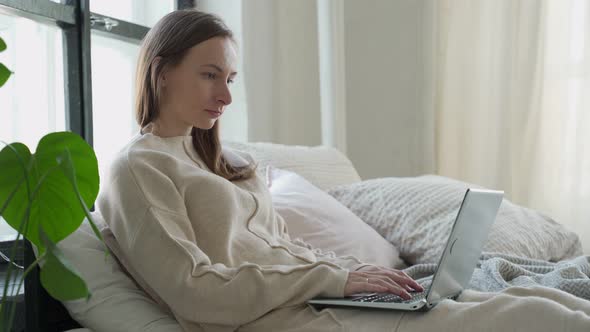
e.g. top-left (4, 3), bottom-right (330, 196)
top-left (194, 120), bottom-right (216, 130)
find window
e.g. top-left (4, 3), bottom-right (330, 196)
top-left (91, 33), bottom-right (140, 179)
top-left (0, 0), bottom-right (195, 239)
top-left (90, 1), bottom-right (176, 180)
top-left (90, 0), bottom-right (175, 27)
top-left (0, 13), bottom-right (65, 150)
top-left (0, 12), bottom-right (66, 241)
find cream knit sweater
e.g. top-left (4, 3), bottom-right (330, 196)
top-left (96, 132), bottom-right (366, 331)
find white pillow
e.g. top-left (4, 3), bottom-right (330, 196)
top-left (327, 175), bottom-right (584, 265)
top-left (223, 141), bottom-right (361, 191)
top-left (59, 211), bottom-right (182, 332)
top-left (268, 166), bottom-right (405, 269)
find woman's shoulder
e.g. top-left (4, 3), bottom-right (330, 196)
top-left (98, 134), bottom-right (195, 218)
top-left (109, 133), bottom-right (165, 164)
top-left (107, 133), bottom-right (198, 180)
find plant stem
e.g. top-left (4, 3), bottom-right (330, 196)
top-left (57, 150), bottom-right (103, 244)
top-left (0, 172), bottom-right (35, 331)
top-left (0, 200), bottom-right (30, 332)
top-left (0, 232), bottom-right (22, 332)
top-left (6, 252), bottom-right (44, 332)
top-left (0, 176), bottom-right (24, 217)
top-left (0, 177), bottom-right (27, 321)
top-left (4, 162), bottom-right (72, 331)
top-left (29, 164), bottom-right (60, 204)
top-left (0, 144), bottom-right (34, 326)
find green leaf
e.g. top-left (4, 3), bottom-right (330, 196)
top-left (57, 149), bottom-right (104, 243)
top-left (39, 230), bottom-right (90, 301)
top-left (0, 132), bottom-right (99, 251)
top-left (0, 63), bottom-right (12, 88)
top-left (0, 143), bottom-right (33, 234)
top-left (0, 37), bottom-right (6, 52)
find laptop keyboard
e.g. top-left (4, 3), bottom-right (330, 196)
top-left (353, 291), bottom-right (426, 303)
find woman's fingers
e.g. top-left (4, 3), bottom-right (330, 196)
top-left (369, 277), bottom-right (412, 299)
top-left (360, 272), bottom-right (413, 299)
top-left (344, 270), bottom-right (423, 298)
top-left (359, 280), bottom-right (389, 294)
top-left (344, 276), bottom-right (387, 296)
top-left (388, 270), bottom-right (424, 292)
top-left (368, 271), bottom-right (424, 294)
top-left (359, 266), bottom-right (424, 292)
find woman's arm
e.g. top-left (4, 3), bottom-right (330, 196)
top-left (126, 206), bottom-right (348, 326)
top-left (97, 149), bottom-right (349, 326)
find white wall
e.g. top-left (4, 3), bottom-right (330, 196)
top-left (343, 0), bottom-right (436, 179)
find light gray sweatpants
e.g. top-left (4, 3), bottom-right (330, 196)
top-left (240, 286), bottom-right (590, 332)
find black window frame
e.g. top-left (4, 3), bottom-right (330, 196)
top-left (0, 1), bottom-right (196, 330)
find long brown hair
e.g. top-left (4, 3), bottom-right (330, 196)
top-left (135, 9), bottom-right (255, 181)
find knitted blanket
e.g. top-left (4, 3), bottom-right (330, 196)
top-left (403, 252), bottom-right (590, 300)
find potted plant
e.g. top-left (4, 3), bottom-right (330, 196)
top-left (0, 35), bottom-right (103, 331)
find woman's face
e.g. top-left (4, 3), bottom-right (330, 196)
top-left (156, 36), bottom-right (237, 136)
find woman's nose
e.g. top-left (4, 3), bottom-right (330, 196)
top-left (216, 83), bottom-right (232, 106)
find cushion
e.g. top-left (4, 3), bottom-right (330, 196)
top-left (59, 211), bottom-right (182, 332)
top-left (327, 175), bottom-right (583, 265)
top-left (223, 141), bottom-right (361, 191)
top-left (268, 166), bottom-right (405, 269)
top-left (100, 227), bottom-right (169, 311)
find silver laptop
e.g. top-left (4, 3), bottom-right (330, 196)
top-left (308, 188), bottom-right (504, 312)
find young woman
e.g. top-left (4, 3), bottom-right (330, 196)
top-left (96, 9), bottom-right (590, 332)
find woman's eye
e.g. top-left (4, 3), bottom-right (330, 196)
top-left (202, 72), bottom-right (216, 79)
top-left (202, 72), bottom-right (234, 84)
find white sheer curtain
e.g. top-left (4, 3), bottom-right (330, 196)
top-left (435, 0), bottom-right (590, 253)
top-left (203, 0), bottom-right (325, 146)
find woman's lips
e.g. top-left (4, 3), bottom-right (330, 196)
top-left (205, 109), bottom-right (222, 118)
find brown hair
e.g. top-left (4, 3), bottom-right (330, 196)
top-left (134, 9), bottom-right (256, 181)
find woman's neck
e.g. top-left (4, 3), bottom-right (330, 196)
top-left (147, 118), bottom-right (192, 137)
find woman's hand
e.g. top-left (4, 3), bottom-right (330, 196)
top-left (343, 265), bottom-right (424, 300)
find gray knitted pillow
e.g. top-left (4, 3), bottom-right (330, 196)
top-left (328, 175), bottom-right (583, 265)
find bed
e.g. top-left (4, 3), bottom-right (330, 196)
top-left (34, 140), bottom-right (587, 331)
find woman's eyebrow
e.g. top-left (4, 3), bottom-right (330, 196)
top-left (200, 64), bottom-right (237, 76)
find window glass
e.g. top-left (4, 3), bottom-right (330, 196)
top-left (91, 32), bottom-right (140, 180)
top-left (90, 0), bottom-right (176, 27)
top-left (0, 13), bottom-right (66, 239)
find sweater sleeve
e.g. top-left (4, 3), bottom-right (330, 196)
top-left (97, 150), bottom-right (349, 327)
top-left (131, 207), bottom-right (348, 326)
